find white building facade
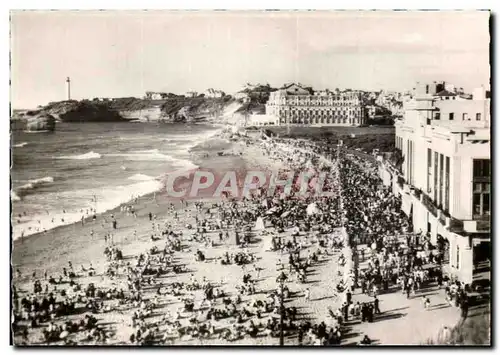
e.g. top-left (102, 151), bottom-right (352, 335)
top-left (383, 84), bottom-right (490, 284)
top-left (204, 88), bottom-right (225, 98)
top-left (247, 114), bottom-right (280, 127)
top-left (265, 84), bottom-right (365, 126)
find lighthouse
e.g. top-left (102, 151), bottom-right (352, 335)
top-left (66, 77), bottom-right (71, 100)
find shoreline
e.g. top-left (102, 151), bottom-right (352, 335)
top-left (11, 125), bottom-right (227, 243)
top-left (11, 131), bottom-right (276, 277)
top-left (12, 133), bottom-right (353, 346)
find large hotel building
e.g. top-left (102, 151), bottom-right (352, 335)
top-left (379, 81), bottom-right (491, 284)
top-left (265, 84), bottom-right (365, 126)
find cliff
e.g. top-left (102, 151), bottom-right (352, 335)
top-left (32, 100), bottom-right (126, 122)
top-left (23, 94), bottom-right (246, 124)
top-left (119, 106), bottom-right (164, 122)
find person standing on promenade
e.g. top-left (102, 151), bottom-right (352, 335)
top-left (423, 296), bottom-right (431, 309)
top-left (460, 298), bottom-right (469, 324)
top-left (374, 296), bottom-right (381, 314)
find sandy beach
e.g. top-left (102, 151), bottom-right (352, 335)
top-left (12, 132), bottom-right (349, 346)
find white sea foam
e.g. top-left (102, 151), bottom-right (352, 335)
top-left (128, 173), bottom-right (155, 181)
top-left (11, 178), bottom-right (164, 240)
top-left (11, 191), bottom-right (20, 201)
top-left (107, 150), bottom-right (197, 170)
top-left (57, 151), bottom-right (102, 160)
top-left (135, 149), bottom-right (160, 154)
top-left (13, 142), bottom-right (28, 148)
top-left (107, 151), bottom-right (171, 161)
top-left (17, 176), bottom-right (55, 192)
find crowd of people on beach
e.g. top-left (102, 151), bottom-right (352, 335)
top-left (13, 129), bottom-right (468, 346)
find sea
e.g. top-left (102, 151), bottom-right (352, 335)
top-left (10, 122), bottom-right (222, 240)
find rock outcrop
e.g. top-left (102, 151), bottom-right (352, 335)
top-left (38, 100), bottom-right (126, 122)
top-left (10, 114), bottom-right (56, 131)
top-left (22, 94), bottom-right (245, 125)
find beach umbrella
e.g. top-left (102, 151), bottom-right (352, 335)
top-left (59, 331), bottom-right (69, 340)
top-left (266, 207), bottom-right (278, 215)
top-left (254, 217), bottom-right (265, 231)
top-left (281, 211), bottom-right (291, 218)
top-left (306, 203), bottom-right (319, 216)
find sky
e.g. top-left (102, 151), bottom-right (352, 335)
top-left (10, 10), bottom-right (491, 109)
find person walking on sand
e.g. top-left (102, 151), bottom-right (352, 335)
top-left (304, 288), bottom-right (310, 302)
top-left (253, 264), bottom-right (262, 279)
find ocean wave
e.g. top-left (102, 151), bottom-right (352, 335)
top-left (128, 173), bottom-right (155, 181)
top-left (109, 151), bottom-right (198, 170)
top-left (13, 142), bottom-right (28, 148)
top-left (107, 151), bottom-right (169, 161)
top-left (135, 149), bottom-right (160, 154)
top-left (186, 128), bottom-right (225, 152)
top-left (57, 151), bottom-right (102, 160)
top-left (11, 178), bottom-right (164, 240)
top-left (24, 130), bottom-right (50, 134)
top-left (11, 191), bottom-right (20, 201)
top-left (17, 176), bottom-right (55, 192)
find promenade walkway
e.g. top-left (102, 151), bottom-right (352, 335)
top-left (341, 246), bottom-right (461, 345)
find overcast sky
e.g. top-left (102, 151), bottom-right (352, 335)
top-left (11, 10), bottom-right (490, 109)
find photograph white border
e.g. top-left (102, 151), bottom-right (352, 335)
top-left (2, 1), bottom-right (497, 354)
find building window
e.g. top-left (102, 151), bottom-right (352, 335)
top-left (472, 159), bottom-right (491, 219)
top-left (435, 113), bottom-right (440, 120)
top-left (462, 113), bottom-right (467, 121)
top-left (427, 148), bottom-right (432, 193)
top-left (445, 157), bottom-right (450, 212)
top-left (476, 113), bottom-right (481, 121)
top-left (456, 246), bottom-right (460, 269)
top-left (473, 159), bottom-right (490, 178)
top-left (433, 152), bottom-right (438, 202)
top-left (449, 113), bottom-right (454, 120)
top-left (439, 154), bottom-right (444, 206)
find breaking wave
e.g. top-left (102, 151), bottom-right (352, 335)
top-left (11, 191), bottom-right (21, 201)
top-left (17, 176), bottom-right (55, 192)
top-left (57, 151), bottom-right (102, 160)
top-left (128, 173), bottom-right (155, 181)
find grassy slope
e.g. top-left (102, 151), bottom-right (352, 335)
top-left (266, 126), bottom-right (395, 152)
